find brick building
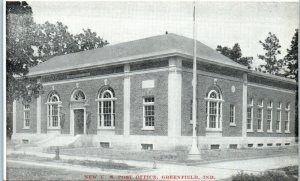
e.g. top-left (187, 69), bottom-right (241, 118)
top-left (12, 33), bottom-right (297, 150)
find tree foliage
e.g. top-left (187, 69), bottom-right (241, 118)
top-left (258, 32), bottom-right (283, 75)
top-left (284, 29), bottom-right (298, 81)
top-left (6, 1), bottom-right (42, 105)
top-left (216, 43), bottom-right (253, 68)
top-left (284, 29), bottom-right (298, 137)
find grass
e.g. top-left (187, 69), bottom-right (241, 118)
top-left (7, 153), bottom-right (137, 170)
top-left (231, 166), bottom-right (298, 181)
top-left (7, 162), bottom-right (102, 181)
top-left (46, 145), bottom-right (298, 163)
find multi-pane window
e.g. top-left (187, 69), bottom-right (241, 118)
top-left (247, 98), bottom-right (253, 131)
top-left (267, 101), bottom-right (272, 131)
top-left (143, 97), bottom-right (155, 128)
top-left (257, 100), bottom-right (263, 131)
top-left (229, 104), bottom-right (235, 125)
top-left (285, 103), bottom-right (290, 132)
top-left (23, 104), bottom-right (30, 128)
top-left (97, 87), bottom-right (116, 128)
top-left (257, 109), bottom-right (263, 131)
top-left (276, 102), bottom-right (282, 132)
top-left (205, 89), bottom-right (223, 130)
top-left (47, 92), bottom-right (61, 128)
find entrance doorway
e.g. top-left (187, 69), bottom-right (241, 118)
top-left (74, 109), bottom-right (84, 135)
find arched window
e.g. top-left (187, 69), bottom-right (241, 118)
top-left (205, 88), bottom-right (223, 131)
top-left (71, 90), bottom-right (86, 101)
top-left (47, 92), bottom-right (62, 128)
top-left (96, 86), bottom-right (116, 129)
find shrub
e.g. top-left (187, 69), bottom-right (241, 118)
top-left (232, 171), bottom-right (297, 181)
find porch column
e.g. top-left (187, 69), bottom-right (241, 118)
top-left (242, 73), bottom-right (248, 137)
top-left (12, 100), bottom-right (16, 135)
top-left (123, 64), bottom-right (130, 136)
top-left (168, 57), bottom-right (182, 136)
top-left (36, 95), bottom-right (41, 134)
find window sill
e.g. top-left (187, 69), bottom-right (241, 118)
top-left (267, 130), bottom-right (273, 133)
top-left (97, 127), bottom-right (115, 130)
top-left (206, 128), bottom-right (222, 132)
top-left (47, 127), bottom-right (61, 130)
top-left (141, 127), bottom-right (155, 131)
top-left (22, 127), bottom-right (30, 130)
top-left (276, 130), bottom-right (282, 133)
top-left (229, 123), bottom-right (236, 127)
top-left (247, 129), bottom-right (254, 133)
top-left (257, 130), bottom-right (264, 133)
top-left (284, 131), bottom-right (291, 133)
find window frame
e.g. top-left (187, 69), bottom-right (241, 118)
top-left (142, 96), bottom-right (155, 130)
top-left (266, 102), bottom-right (273, 132)
top-left (276, 102), bottom-right (282, 133)
top-left (205, 89), bottom-right (223, 131)
top-left (96, 88), bottom-right (116, 129)
top-left (284, 103), bottom-right (290, 133)
top-left (46, 93), bottom-right (62, 129)
top-left (257, 99), bottom-right (263, 132)
top-left (23, 104), bottom-right (30, 129)
top-left (229, 104), bottom-right (236, 126)
top-left (247, 98), bottom-right (254, 132)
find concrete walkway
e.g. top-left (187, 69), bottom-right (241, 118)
top-left (6, 150), bottom-right (298, 180)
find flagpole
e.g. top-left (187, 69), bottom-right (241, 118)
top-left (188, 1), bottom-right (202, 160)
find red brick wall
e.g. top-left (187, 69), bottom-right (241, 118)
top-left (40, 76), bottom-right (124, 135)
top-left (181, 70), bottom-right (244, 137)
top-left (247, 85), bottom-right (296, 137)
top-left (130, 71), bottom-right (168, 136)
top-left (16, 98), bottom-right (37, 133)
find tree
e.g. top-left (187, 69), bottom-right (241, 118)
top-left (74, 28), bottom-right (109, 52)
top-left (283, 29), bottom-right (298, 137)
top-left (284, 29), bottom-right (298, 81)
top-left (258, 32), bottom-right (283, 75)
top-left (216, 43), bottom-right (253, 68)
top-left (6, 1), bottom-right (109, 138)
top-left (6, 1), bottom-right (42, 105)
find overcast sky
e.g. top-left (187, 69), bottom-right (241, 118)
top-left (28, 1), bottom-right (298, 68)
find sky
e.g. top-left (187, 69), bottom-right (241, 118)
top-left (28, 1), bottom-right (298, 68)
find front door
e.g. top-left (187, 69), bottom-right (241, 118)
top-left (74, 109), bottom-right (84, 135)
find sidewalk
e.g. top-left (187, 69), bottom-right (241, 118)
top-left (7, 150), bottom-right (298, 180)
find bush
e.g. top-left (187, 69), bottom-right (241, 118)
top-left (232, 171), bottom-right (297, 181)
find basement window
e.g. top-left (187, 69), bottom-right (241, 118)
top-left (22, 139), bottom-right (29, 144)
top-left (210, 144), bottom-right (220, 150)
top-left (276, 143), bottom-right (281, 146)
top-left (248, 144), bottom-right (253, 148)
top-left (100, 142), bottom-right (110, 148)
top-left (229, 144), bottom-right (237, 149)
top-left (285, 143), bottom-right (290, 146)
top-left (141, 144), bottom-right (153, 150)
top-left (267, 143), bottom-right (273, 147)
top-left (257, 143), bottom-right (263, 147)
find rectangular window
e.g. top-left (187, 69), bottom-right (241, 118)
top-left (276, 110), bottom-right (281, 131)
top-left (229, 104), bottom-right (235, 125)
top-left (267, 109), bottom-right (272, 131)
top-left (247, 107), bottom-right (253, 130)
top-left (23, 105), bottom-right (30, 128)
top-left (276, 102), bottom-right (282, 132)
top-left (257, 108), bottom-right (263, 131)
top-left (285, 110), bottom-right (290, 132)
top-left (143, 97), bottom-right (155, 129)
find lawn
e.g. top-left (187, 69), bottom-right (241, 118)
top-left (6, 162), bottom-right (107, 181)
top-left (45, 145), bottom-right (298, 163)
